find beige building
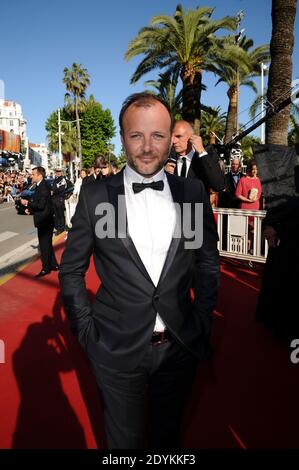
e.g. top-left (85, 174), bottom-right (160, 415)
top-left (0, 99), bottom-right (27, 140)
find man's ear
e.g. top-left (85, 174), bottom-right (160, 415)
top-left (120, 133), bottom-right (124, 147)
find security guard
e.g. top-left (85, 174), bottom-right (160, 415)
top-left (52, 168), bottom-right (71, 234)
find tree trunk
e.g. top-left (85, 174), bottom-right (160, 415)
top-left (266, 0), bottom-right (297, 145)
top-left (224, 86), bottom-right (238, 143)
top-left (181, 67), bottom-right (202, 134)
top-left (75, 94), bottom-right (82, 168)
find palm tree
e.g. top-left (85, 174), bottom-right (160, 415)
top-left (266, 0), bottom-right (297, 145)
top-left (144, 69), bottom-right (183, 118)
top-left (63, 63), bottom-right (90, 167)
top-left (125, 4), bottom-right (241, 134)
top-left (211, 36), bottom-right (269, 143)
top-left (200, 107), bottom-right (226, 145)
top-left (45, 109), bottom-right (77, 158)
top-left (250, 89), bottom-right (299, 145)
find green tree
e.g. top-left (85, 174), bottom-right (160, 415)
top-left (240, 135), bottom-right (262, 163)
top-left (200, 106), bottom-right (226, 146)
top-left (80, 96), bottom-right (116, 168)
top-left (266, 0), bottom-right (297, 145)
top-left (210, 36), bottom-right (269, 143)
top-left (45, 108), bottom-right (77, 157)
top-left (45, 97), bottom-right (115, 168)
top-left (144, 69), bottom-right (183, 118)
top-left (125, 4), bottom-right (241, 133)
top-left (63, 63), bottom-right (90, 167)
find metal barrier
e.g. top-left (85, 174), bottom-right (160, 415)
top-left (213, 208), bottom-right (268, 263)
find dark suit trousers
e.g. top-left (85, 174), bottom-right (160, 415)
top-left (37, 219), bottom-right (57, 271)
top-left (52, 197), bottom-right (65, 231)
top-left (89, 335), bottom-right (198, 449)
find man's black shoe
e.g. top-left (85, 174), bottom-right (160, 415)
top-left (35, 270), bottom-right (51, 278)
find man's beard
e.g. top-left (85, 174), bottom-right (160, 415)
top-left (126, 149), bottom-right (170, 177)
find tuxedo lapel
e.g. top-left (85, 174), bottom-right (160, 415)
top-left (106, 170), bottom-right (154, 286)
top-left (187, 151), bottom-right (198, 178)
top-left (157, 173), bottom-right (185, 287)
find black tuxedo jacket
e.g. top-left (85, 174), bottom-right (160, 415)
top-left (218, 172), bottom-right (246, 208)
top-left (59, 170), bottom-right (220, 370)
top-left (86, 174), bottom-right (101, 183)
top-left (27, 179), bottom-right (54, 228)
top-left (174, 146), bottom-right (225, 193)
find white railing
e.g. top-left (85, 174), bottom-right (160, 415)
top-left (213, 208), bottom-right (268, 263)
top-left (64, 201), bottom-right (268, 263)
top-left (225, 165), bottom-right (247, 174)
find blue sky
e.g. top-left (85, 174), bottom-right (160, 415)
top-left (1, 0), bottom-right (298, 155)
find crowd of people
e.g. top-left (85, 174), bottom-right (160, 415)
top-left (0, 170), bottom-right (31, 203)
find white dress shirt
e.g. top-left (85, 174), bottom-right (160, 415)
top-left (124, 164), bottom-right (176, 332)
top-left (176, 148), bottom-right (208, 177)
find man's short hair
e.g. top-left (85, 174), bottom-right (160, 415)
top-left (119, 92), bottom-right (174, 133)
top-left (32, 166), bottom-right (45, 178)
top-left (94, 155), bottom-right (107, 169)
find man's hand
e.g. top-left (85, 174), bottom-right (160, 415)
top-left (189, 135), bottom-right (205, 154)
top-left (164, 162), bottom-right (176, 174)
top-left (20, 198), bottom-right (28, 206)
top-left (25, 208), bottom-right (31, 215)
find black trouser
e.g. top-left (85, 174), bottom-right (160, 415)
top-left (37, 219), bottom-right (58, 271)
top-left (52, 196), bottom-right (65, 231)
top-left (89, 336), bottom-right (198, 449)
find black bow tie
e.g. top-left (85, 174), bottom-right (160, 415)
top-left (132, 180), bottom-right (164, 194)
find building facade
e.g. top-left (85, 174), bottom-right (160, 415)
top-left (0, 99), bottom-right (28, 169)
top-left (29, 143), bottom-right (51, 172)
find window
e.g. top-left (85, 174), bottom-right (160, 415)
top-left (10, 120), bottom-right (14, 126)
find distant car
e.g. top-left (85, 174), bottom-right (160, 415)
top-left (15, 184), bottom-right (36, 215)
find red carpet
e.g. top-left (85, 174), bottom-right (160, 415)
top-left (0, 243), bottom-right (298, 449)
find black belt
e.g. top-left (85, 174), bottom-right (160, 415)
top-left (151, 330), bottom-right (170, 345)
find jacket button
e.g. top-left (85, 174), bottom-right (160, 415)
top-left (154, 295), bottom-right (159, 302)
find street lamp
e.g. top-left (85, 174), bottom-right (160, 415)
top-left (57, 109), bottom-right (81, 179)
top-left (260, 63), bottom-right (268, 144)
top-left (58, 108), bottom-right (62, 168)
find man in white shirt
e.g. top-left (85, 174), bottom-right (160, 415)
top-left (60, 93), bottom-right (220, 448)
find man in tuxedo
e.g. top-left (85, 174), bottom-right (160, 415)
top-left (21, 166), bottom-right (58, 277)
top-left (168, 120), bottom-right (225, 193)
top-left (52, 168), bottom-right (73, 234)
top-left (86, 156), bottom-right (106, 183)
top-left (218, 158), bottom-right (245, 208)
top-left (59, 93), bottom-right (220, 448)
